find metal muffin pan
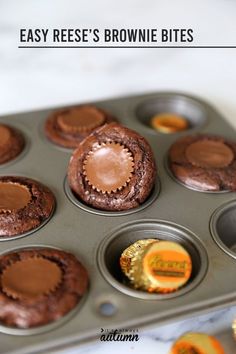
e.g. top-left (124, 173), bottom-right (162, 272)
top-left (0, 91), bottom-right (236, 354)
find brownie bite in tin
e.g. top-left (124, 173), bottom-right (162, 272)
top-left (68, 123), bottom-right (156, 211)
top-left (0, 124), bottom-right (25, 164)
top-left (45, 105), bottom-right (116, 148)
top-left (168, 134), bottom-right (236, 191)
top-left (0, 176), bottom-right (55, 237)
top-left (0, 248), bottom-right (88, 328)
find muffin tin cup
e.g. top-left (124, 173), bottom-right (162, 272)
top-left (64, 176), bottom-right (161, 217)
top-left (0, 244), bottom-right (88, 336)
top-left (210, 200), bottom-right (236, 259)
top-left (164, 156), bottom-right (230, 194)
top-left (134, 93), bottom-right (208, 135)
top-left (0, 174), bottom-right (56, 242)
top-left (0, 123), bottom-right (30, 169)
top-left (97, 220), bottom-right (208, 300)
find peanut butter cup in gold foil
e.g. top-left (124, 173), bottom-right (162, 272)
top-left (121, 240), bottom-right (192, 293)
top-left (169, 332), bottom-right (225, 354)
top-left (150, 113), bottom-right (188, 133)
top-left (120, 239), bottom-right (157, 279)
top-left (45, 105), bottom-right (116, 148)
top-left (83, 142), bottom-right (134, 194)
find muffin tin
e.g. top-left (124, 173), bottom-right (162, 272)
top-left (0, 92), bottom-right (236, 354)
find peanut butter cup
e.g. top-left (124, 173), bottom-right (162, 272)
top-left (83, 142), bottom-right (134, 194)
top-left (68, 123), bottom-right (157, 211)
top-left (2, 258), bottom-right (62, 300)
top-left (0, 248), bottom-right (88, 328)
top-left (0, 182), bottom-right (31, 212)
top-left (120, 240), bottom-right (192, 294)
top-left (45, 105), bottom-right (116, 148)
top-left (150, 113), bottom-right (189, 133)
top-left (0, 124), bottom-right (25, 164)
top-left (168, 135), bottom-right (236, 191)
top-left (0, 176), bottom-right (55, 237)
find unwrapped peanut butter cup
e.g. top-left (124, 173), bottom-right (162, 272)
top-left (1, 257), bottom-right (62, 300)
top-left (57, 106), bottom-right (105, 134)
top-left (45, 105), bottom-right (116, 148)
top-left (83, 142), bottom-right (134, 194)
top-left (68, 123), bottom-right (157, 211)
top-left (0, 124), bottom-right (25, 164)
top-left (0, 182), bottom-right (31, 213)
top-left (185, 140), bottom-right (234, 169)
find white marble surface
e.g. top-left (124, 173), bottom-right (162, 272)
top-left (0, 0), bottom-right (236, 353)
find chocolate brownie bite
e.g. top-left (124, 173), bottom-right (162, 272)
top-left (68, 123), bottom-right (156, 211)
top-left (168, 134), bottom-right (236, 191)
top-left (0, 124), bottom-right (25, 164)
top-left (0, 176), bottom-right (55, 237)
top-left (45, 105), bottom-right (116, 148)
top-left (0, 248), bottom-right (88, 328)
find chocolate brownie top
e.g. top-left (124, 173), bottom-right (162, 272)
top-left (0, 124), bottom-right (25, 164)
top-left (168, 134), bottom-right (236, 191)
top-left (0, 176), bottom-right (55, 237)
top-left (45, 105), bottom-right (116, 148)
top-left (68, 123), bottom-right (157, 211)
top-left (0, 248), bottom-right (88, 328)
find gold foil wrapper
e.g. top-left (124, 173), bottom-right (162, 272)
top-left (120, 239), bottom-right (157, 280)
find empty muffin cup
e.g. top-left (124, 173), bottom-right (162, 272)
top-left (136, 93), bottom-right (207, 134)
top-left (0, 245), bottom-right (89, 335)
top-left (97, 220), bottom-right (208, 299)
top-left (210, 200), bottom-right (236, 259)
